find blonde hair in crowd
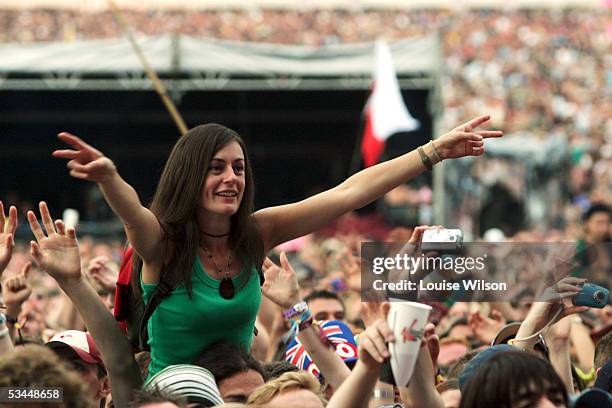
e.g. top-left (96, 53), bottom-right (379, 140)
top-left (246, 371), bottom-right (326, 406)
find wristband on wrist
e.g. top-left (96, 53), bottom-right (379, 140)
top-left (299, 316), bottom-right (314, 332)
top-left (282, 308), bottom-right (312, 343)
top-left (372, 388), bottom-right (395, 400)
top-left (0, 313), bottom-right (5, 325)
top-left (430, 140), bottom-right (443, 162)
top-left (283, 301), bottom-right (308, 319)
top-left (417, 146), bottom-right (433, 170)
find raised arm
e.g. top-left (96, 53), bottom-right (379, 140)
top-left (255, 115), bottom-right (502, 249)
top-left (513, 277), bottom-right (589, 352)
top-left (1, 262), bottom-right (33, 345)
top-left (28, 202), bottom-right (141, 406)
top-left (327, 318), bottom-right (395, 408)
top-left (545, 316), bottom-right (574, 394)
top-left (402, 323), bottom-right (444, 408)
top-left (0, 202), bottom-right (17, 275)
top-left (0, 202), bottom-right (18, 348)
top-left (261, 253), bottom-right (351, 389)
top-left (53, 133), bottom-right (162, 265)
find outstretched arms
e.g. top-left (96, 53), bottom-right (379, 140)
top-left (28, 202), bottom-right (141, 407)
top-left (255, 115), bottom-right (502, 250)
top-left (53, 133), bottom-right (163, 271)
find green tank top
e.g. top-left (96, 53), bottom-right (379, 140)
top-left (141, 257), bottom-right (261, 380)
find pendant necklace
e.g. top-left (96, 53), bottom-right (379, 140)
top-left (203, 246), bottom-right (235, 299)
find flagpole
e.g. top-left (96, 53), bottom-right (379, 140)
top-left (431, 33), bottom-right (446, 226)
top-left (348, 106), bottom-right (367, 177)
top-left (107, 0), bottom-right (189, 137)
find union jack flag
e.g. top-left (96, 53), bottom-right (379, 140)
top-left (285, 337), bottom-right (308, 368)
top-left (321, 324), bottom-right (343, 338)
top-left (284, 320), bottom-right (358, 377)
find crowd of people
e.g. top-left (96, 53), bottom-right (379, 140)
top-left (0, 9), bottom-right (448, 45)
top-left (0, 5), bottom-right (611, 408)
top-left (1, 8), bottom-right (609, 234)
top-left (0, 115), bottom-right (610, 408)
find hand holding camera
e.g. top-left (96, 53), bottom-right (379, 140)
top-left (420, 228), bottom-right (463, 253)
top-left (572, 283), bottom-right (610, 309)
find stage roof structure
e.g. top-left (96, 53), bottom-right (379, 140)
top-left (0, 35), bottom-right (437, 91)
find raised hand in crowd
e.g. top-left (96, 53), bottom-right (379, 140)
top-left (0, 202), bottom-right (17, 275)
top-left (513, 276), bottom-right (589, 353)
top-left (262, 252), bottom-right (301, 309)
top-left (337, 248), bottom-right (361, 293)
top-left (468, 309), bottom-right (505, 344)
top-left (385, 225), bottom-right (440, 302)
top-left (1, 262), bottom-right (32, 337)
top-left (538, 276), bottom-right (589, 320)
top-left (54, 132), bottom-right (162, 285)
top-left (87, 256), bottom-right (118, 294)
top-left (28, 201), bottom-right (141, 407)
top-left (360, 301), bottom-right (389, 329)
top-left (434, 114), bottom-right (503, 159)
top-left (327, 314), bottom-right (395, 408)
top-left (262, 253), bottom-right (351, 390)
top-left (403, 322), bottom-right (444, 408)
top-left (28, 202), bottom-right (80, 283)
top-left (53, 133), bottom-right (117, 183)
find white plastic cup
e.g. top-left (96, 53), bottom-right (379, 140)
top-left (387, 301), bottom-right (432, 387)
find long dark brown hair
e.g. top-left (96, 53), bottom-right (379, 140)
top-left (131, 123), bottom-right (264, 298)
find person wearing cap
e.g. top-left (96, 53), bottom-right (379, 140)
top-left (491, 321), bottom-right (550, 359)
top-left (144, 364), bottom-right (224, 407)
top-left (46, 329), bottom-right (110, 406)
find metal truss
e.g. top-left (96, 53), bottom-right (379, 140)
top-left (0, 71), bottom-right (433, 91)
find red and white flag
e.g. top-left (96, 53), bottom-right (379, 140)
top-left (361, 40), bottom-right (420, 167)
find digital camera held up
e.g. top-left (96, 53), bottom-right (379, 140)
top-left (572, 283), bottom-right (610, 309)
top-left (421, 228), bottom-right (463, 253)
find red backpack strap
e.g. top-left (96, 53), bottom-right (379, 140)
top-left (113, 246), bottom-right (134, 322)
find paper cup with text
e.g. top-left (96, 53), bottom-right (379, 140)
top-left (387, 301), bottom-right (432, 387)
